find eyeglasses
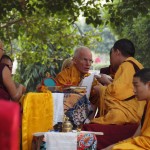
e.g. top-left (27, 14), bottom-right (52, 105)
top-left (80, 57), bottom-right (93, 64)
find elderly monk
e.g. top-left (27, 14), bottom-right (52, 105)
top-left (91, 39), bottom-right (146, 125)
top-left (55, 46), bottom-right (99, 105)
top-left (112, 68), bottom-right (150, 150)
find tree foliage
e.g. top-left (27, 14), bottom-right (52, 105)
top-left (0, 0), bottom-right (105, 91)
top-left (103, 0), bottom-right (150, 26)
top-left (109, 15), bottom-right (150, 67)
top-left (0, 0), bottom-right (150, 91)
top-left (103, 0), bottom-right (150, 67)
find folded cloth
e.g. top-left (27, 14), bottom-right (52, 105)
top-left (21, 92), bottom-right (54, 150)
top-left (52, 93), bottom-right (64, 125)
top-left (45, 132), bottom-right (77, 150)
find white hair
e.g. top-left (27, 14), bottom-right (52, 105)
top-left (73, 46), bottom-right (91, 58)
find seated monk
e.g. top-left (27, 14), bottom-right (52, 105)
top-left (61, 57), bottom-right (73, 71)
top-left (111, 68), bottom-right (150, 150)
top-left (100, 65), bottom-right (116, 79)
top-left (0, 40), bottom-right (25, 102)
top-left (0, 54), bottom-right (21, 88)
top-left (90, 39), bottom-right (146, 125)
top-left (55, 46), bottom-right (100, 108)
top-left (0, 54), bottom-right (13, 73)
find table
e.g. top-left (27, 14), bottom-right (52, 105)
top-left (32, 131), bottom-right (97, 150)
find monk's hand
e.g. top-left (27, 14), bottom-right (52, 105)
top-left (19, 84), bottom-right (26, 94)
top-left (95, 74), bottom-right (113, 86)
top-left (90, 85), bottom-right (100, 105)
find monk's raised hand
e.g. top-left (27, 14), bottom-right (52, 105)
top-left (95, 74), bottom-right (113, 86)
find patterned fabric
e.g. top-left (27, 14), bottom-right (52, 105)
top-left (64, 93), bottom-right (84, 112)
top-left (64, 94), bottom-right (93, 128)
top-left (77, 133), bottom-right (97, 150)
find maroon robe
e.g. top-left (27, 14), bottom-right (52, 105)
top-left (0, 63), bottom-right (11, 100)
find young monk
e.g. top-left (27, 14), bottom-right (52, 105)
top-left (100, 48), bottom-right (118, 79)
top-left (96, 48), bottom-right (117, 86)
top-left (91, 39), bottom-right (145, 124)
top-left (112, 68), bottom-right (150, 149)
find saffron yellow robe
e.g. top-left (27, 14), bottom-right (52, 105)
top-left (112, 101), bottom-right (150, 150)
top-left (55, 64), bottom-right (90, 86)
top-left (55, 64), bottom-right (99, 104)
top-left (92, 57), bottom-right (146, 124)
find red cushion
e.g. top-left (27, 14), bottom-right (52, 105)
top-left (82, 123), bottom-right (139, 150)
top-left (0, 100), bottom-right (20, 150)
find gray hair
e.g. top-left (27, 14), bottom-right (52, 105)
top-left (73, 46), bottom-right (91, 58)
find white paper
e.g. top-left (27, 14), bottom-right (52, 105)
top-left (79, 73), bottom-right (95, 99)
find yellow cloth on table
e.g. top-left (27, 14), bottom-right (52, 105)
top-left (21, 92), bottom-right (54, 150)
top-left (92, 57), bottom-right (146, 124)
top-left (112, 101), bottom-right (150, 149)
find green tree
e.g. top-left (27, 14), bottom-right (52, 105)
top-left (103, 0), bottom-right (150, 67)
top-left (0, 0), bottom-right (104, 91)
top-left (110, 15), bottom-right (150, 67)
top-left (2, 0), bottom-right (149, 91)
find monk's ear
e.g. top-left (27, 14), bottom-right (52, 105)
top-left (116, 49), bottom-right (121, 56)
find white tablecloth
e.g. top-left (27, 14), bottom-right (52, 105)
top-left (45, 132), bottom-right (77, 150)
top-left (52, 93), bottom-right (64, 125)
